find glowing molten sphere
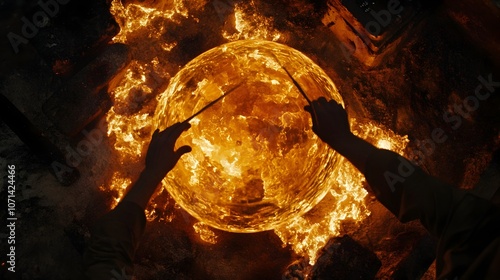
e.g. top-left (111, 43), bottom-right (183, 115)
top-left (155, 40), bottom-right (343, 232)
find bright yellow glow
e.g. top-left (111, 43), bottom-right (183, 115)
top-left (377, 139), bottom-right (392, 150)
top-left (275, 119), bottom-right (409, 264)
top-left (110, 0), bottom-right (188, 43)
top-left (193, 222), bottom-right (218, 244)
top-left (105, 0), bottom-right (410, 263)
top-left (107, 171), bottom-right (132, 208)
top-left (155, 40), bottom-right (343, 232)
top-left (222, 5), bottom-right (281, 41)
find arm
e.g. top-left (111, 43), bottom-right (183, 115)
top-left (84, 122), bottom-right (191, 279)
top-left (304, 98), bottom-right (376, 174)
top-left (307, 98), bottom-right (500, 279)
top-left (122, 122), bottom-right (192, 210)
top-left (304, 98), bottom-right (457, 232)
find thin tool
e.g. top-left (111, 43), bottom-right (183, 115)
top-left (272, 54), bottom-right (319, 126)
top-left (281, 65), bottom-right (313, 106)
top-left (182, 83), bottom-right (242, 123)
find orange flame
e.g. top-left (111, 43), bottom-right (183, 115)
top-left (104, 0), bottom-right (409, 264)
top-left (275, 119), bottom-right (409, 263)
top-left (222, 4), bottom-right (281, 41)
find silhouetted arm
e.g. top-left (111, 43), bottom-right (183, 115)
top-left (304, 98), bottom-right (455, 229)
top-left (122, 122), bottom-right (192, 209)
top-left (305, 98), bottom-right (500, 279)
top-left (84, 122), bottom-right (191, 279)
top-left (304, 98), bottom-right (376, 174)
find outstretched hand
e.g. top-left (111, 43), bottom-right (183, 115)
top-left (145, 122), bottom-right (192, 181)
top-left (122, 122), bottom-right (191, 209)
top-left (304, 97), bottom-right (353, 150)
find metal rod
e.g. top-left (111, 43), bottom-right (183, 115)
top-left (272, 53), bottom-right (319, 126)
top-left (182, 83), bottom-right (242, 124)
top-left (281, 65), bottom-right (313, 105)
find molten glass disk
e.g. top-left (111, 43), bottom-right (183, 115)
top-left (155, 40), bottom-right (343, 232)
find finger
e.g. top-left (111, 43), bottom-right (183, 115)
top-left (173, 145), bottom-right (192, 161)
top-left (151, 128), bottom-right (160, 139)
top-left (177, 145), bottom-right (192, 154)
top-left (329, 101), bottom-right (347, 115)
top-left (309, 99), bottom-right (321, 109)
top-left (157, 123), bottom-right (178, 135)
top-left (168, 122), bottom-right (183, 131)
top-left (318, 97), bottom-right (328, 104)
top-left (327, 100), bottom-right (343, 108)
top-left (159, 122), bottom-right (187, 137)
top-left (304, 104), bottom-right (316, 117)
top-left (169, 121), bottom-right (191, 132)
top-left (180, 121), bottom-right (191, 131)
top-left (168, 122), bottom-right (191, 140)
top-left (304, 106), bottom-right (320, 129)
top-left (310, 99), bottom-right (327, 113)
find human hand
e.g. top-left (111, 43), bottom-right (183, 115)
top-left (145, 122), bottom-right (192, 181)
top-left (304, 97), bottom-right (353, 150)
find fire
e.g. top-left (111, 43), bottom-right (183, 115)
top-left (193, 222), bottom-right (218, 244)
top-left (110, 0), bottom-right (189, 43)
top-left (104, 59), bottom-right (158, 208)
top-left (104, 0), bottom-right (410, 266)
top-left (107, 171), bottom-right (132, 206)
top-left (154, 40), bottom-right (344, 233)
top-left (222, 4), bottom-right (281, 41)
top-left (275, 119), bottom-right (409, 264)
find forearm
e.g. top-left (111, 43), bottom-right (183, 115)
top-left (332, 134), bottom-right (428, 222)
top-left (328, 133), bottom-right (378, 175)
top-left (329, 133), bottom-right (456, 233)
top-left (84, 201), bottom-right (146, 279)
top-left (306, 98), bottom-right (460, 236)
top-left (363, 148), bottom-right (462, 236)
top-left (121, 122), bottom-right (191, 210)
top-left (121, 169), bottom-right (164, 210)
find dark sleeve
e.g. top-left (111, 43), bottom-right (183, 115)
top-left (437, 194), bottom-right (500, 279)
top-left (83, 201), bottom-right (146, 280)
top-left (364, 149), bottom-right (500, 279)
top-left (363, 149), bottom-right (465, 237)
